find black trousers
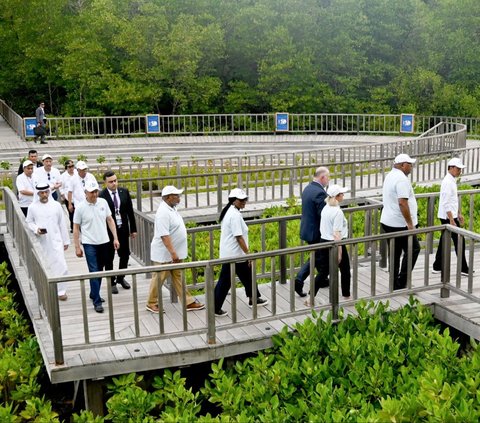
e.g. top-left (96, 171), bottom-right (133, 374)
top-left (295, 240), bottom-right (323, 286)
top-left (214, 261), bottom-right (261, 312)
top-left (433, 218), bottom-right (468, 273)
top-left (381, 223), bottom-right (421, 290)
top-left (314, 240), bottom-right (351, 297)
top-left (105, 226), bottom-right (131, 284)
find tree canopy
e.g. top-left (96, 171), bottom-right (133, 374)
top-left (1, 0), bottom-right (479, 117)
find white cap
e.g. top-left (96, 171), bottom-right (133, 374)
top-left (22, 160), bottom-right (34, 168)
top-left (447, 157), bottom-right (465, 169)
top-left (228, 188), bottom-right (248, 200)
top-left (76, 160), bottom-right (88, 170)
top-left (42, 153), bottom-right (52, 161)
top-left (84, 180), bottom-right (99, 192)
top-left (327, 184), bottom-right (349, 197)
top-left (161, 185), bottom-right (184, 196)
top-left (394, 153), bottom-right (416, 164)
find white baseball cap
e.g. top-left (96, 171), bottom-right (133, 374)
top-left (76, 160), bottom-right (88, 170)
top-left (22, 160), bottom-right (34, 168)
top-left (327, 184), bottom-right (349, 198)
top-left (228, 188), bottom-right (248, 200)
top-left (394, 153), bottom-right (416, 164)
top-left (42, 153), bottom-right (52, 160)
top-left (161, 185), bottom-right (184, 196)
top-left (447, 157), bottom-right (465, 169)
top-left (84, 180), bottom-right (99, 192)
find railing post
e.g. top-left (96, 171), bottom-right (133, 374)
top-left (205, 264), bottom-right (216, 344)
top-left (329, 245), bottom-right (339, 320)
top-left (50, 280), bottom-right (65, 365)
top-left (426, 196), bottom-right (436, 253)
top-left (136, 180), bottom-right (142, 211)
top-left (217, 175), bottom-right (223, 214)
top-left (440, 228), bottom-right (451, 298)
top-left (279, 220), bottom-right (287, 284)
top-left (350, 164), bottom-right (356, 199)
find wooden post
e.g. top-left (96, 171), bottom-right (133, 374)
top-left (83, 379), bottom-right (105, 416)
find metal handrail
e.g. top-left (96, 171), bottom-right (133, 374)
top-left (0, 100), bottom-right (24, 139)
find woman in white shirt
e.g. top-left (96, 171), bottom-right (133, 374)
top-left (214, 188), bottom-right (268, 316)
top-left (312, 184), bottom-right (351, 301)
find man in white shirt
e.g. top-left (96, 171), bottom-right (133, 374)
top-left (26, 183), bottom-right (69, 300)
top-left (32, 154), bottom-right (62, 201)
top-left (146, 185), bottom-right (204, 314)
top-left (380, 153), bottom-right (421, 290)
top-left (67, 160), bottom-right (97, 221)
top-left (73, 180), bottom-right (119, 313)
top-left (432, 158), bottom-right (469, 275)
top-left (60, 160), bottom-right (77, 232)
top-left (16, 160), bottom-right (35, 216)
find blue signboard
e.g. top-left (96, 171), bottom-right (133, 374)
top-left (400, 113), bottom-right (415, 133)
top-left (275, 113), bottom-right (289, 132)
top-left (146, 114), bottom-right (160, 134)
top-left (24, 118), bottom-right (37, 138)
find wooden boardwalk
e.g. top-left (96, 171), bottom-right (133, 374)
top-left (5, 223), bottom-right (480, 384)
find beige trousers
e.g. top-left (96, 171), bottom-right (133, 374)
top-left (147, 260), bottom-right (194, 306)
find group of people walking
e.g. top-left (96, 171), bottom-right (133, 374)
top-left (16, 147), bottom-right (469, 316)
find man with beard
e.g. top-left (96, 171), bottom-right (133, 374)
top-left (26, 183), bottom-right (69, 300)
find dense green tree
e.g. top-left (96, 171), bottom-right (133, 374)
top-left (1, 0), bottom-right (480, 117)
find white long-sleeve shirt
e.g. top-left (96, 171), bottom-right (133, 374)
top-left (438, 173), bottom-right (459, 219)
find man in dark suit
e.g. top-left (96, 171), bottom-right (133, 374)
top-left (294, 166), bottom-right (330, 297)
top-left (99, 170), bottom-right (137, 294)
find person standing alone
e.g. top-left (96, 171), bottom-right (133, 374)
top-left (34, 102), bottom-right (47, 144)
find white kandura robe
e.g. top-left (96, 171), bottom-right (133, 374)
top-left (26, 199), bottom-right (70, 296)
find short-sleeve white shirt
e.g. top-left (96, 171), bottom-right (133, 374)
top-left (380, 167), bottom-right (418, 227)
top-left (437, 173), bottom-right (459, 219)
top-left (320, 204), bottom-right (348, 240)
top-left (32, 166), bottom-right (62, 202)
top-left (68, 173), bottom-right (97, 205)
top-left (73, 197), bottom-right (111, 245)
top-left (219, 206), bottom-right (248, 258)
top-left (60, 170), bottom-right (77, 197)
top-left (16, 173), bottom-right (34, 207)
top-left (150, 201), bottom-right (187, 262)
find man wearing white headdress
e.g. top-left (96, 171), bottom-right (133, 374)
top-left (26, 183), bottom-right (69, 300)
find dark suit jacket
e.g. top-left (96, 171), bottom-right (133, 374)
top-left (17, 160), bottom-right (42, 176)
top-left (99, 187), bottom-right (137, 238)
top-left (299, 181), bottom-right (327, 243)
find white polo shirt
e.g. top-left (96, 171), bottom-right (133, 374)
top-left (320, 204), bottom-right (348, 240)
top-left (67, 173), bottom-right (97, 204)
top-left (151, 200), bottom-right (187, 262)
top-left (219, 206), bottom-right (248, 258)
top-left (16, 172), bottom-right (34, 207)
top-left (437, 173), bottom-right (458, 219)
top-left (380, 167), bottom-right (418, 227)
top-left (73, 197), bottom-right (111, 245)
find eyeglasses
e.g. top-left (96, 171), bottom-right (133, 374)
top-left (47, 173), bottom-right (50, 181)
top-left (82, 179), bottom-right (85, 187)
top-left (67, 165), bottom-right (74, 168)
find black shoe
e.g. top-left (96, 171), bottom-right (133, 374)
top-left (94, 305), bottom-right (104, 313)
top-left (40, 141), bottom-right (47, 144)
top-left (294, 279), bottom-right (307, 297)
top-left (89, 294), bottom-right (105, 302)
top-left (111, 284), bottom-right (119, 294)
top-left (248, 297), bottom-right (268, 308)
top-left (215, 309), bottom-right (228, 317)
top-left (118, 279), bottom-right (131, 289)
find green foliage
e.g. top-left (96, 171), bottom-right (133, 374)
top-left (201, 299), bottom-right (480, 421)
top-left (104, 370), bottom-right (203, 422)
top-left (57, 156), bottom-right (70, 167)
top-left (96, 155), bottom-right (106, 164)
top-left (131, 155), bottom-right (145, 163)
top-left (76, 154), bottom-right (87, 162)
top-left (0, 162), bottom-right (11, 171)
